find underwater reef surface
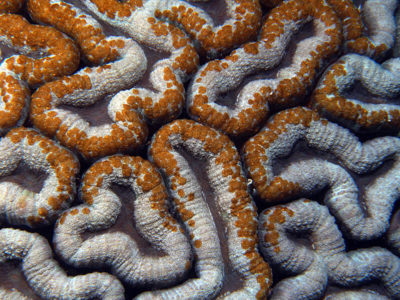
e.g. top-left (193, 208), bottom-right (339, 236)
top-left (0, 0), bottom-right (400, 299)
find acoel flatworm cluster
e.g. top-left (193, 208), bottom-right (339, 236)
top-left (1, 0), bottom-right (400, 299)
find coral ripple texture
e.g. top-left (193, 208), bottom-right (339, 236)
top-left (1, 0), bottom-right (400, 299)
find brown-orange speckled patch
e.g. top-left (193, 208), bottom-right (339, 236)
top-left (4, 127), bottom-right (79, 226)
top-left (80, 155), bottom-right (180, 233)
top-left (244, 108), bottom-right (324, 204)
top-left (189, 0), bottom-right (341, 137)
top-left (150, 120), bottom-right (272, 298)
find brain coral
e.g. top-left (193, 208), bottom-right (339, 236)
top-left (0, 0), bottom-right (400, 299)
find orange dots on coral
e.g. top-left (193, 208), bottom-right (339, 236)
top-left (0, 2), bottom-right (81, 135)
top-left (38, 207), bottom-right (48, 217)
top-left (194, 239), bottom-right (202, 248)
top-left (154, 0), bottom-right (261, 57)
top-left (310, 54), bottom-right (400, 133)
top-left (187, 0), bottom-right (341, 137)
top-left (261, 205), bottom-right (296, 254)
top-left (0, 127), bottom-right (79, 227)
top-left (30, 56), bottom-right (148, 159)
top-left (338, 0), bottom-right (397, 59)
top-left (0, 12), bottom-right (79, 86)
top-left (90, 0), bottom-right (141, 19)
top-left (243, 107), bottom-right (324, 204)
top-left (80, 155), bottom-right (180, 233)
top-left (244, 42), bottom-right (259, 55)
top-left (150, 119), bottom-right (272, 297)
top-left (0, 72), bottom-right (30, 135)
top-left (53, 154), bottom-right (191, 296)
top-left (185, 260), bottom-right (191, 271)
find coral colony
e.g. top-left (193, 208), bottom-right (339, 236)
top-left (1, 0), bottom-right (400, 299)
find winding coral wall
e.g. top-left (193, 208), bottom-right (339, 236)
top-left (1, 0), bottom-right (400, 299)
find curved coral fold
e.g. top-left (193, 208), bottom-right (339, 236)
top-left (260, 0), bottom-right (398, 59)
top-left (187, 0), bottom-right (342, 136)
top-left (243, 107), bottom-right (400, 240)
top-left (149, 119), bottom-right (271, 299)
top-left (2, 0), bottom-right (400, 298)
top-left (79, 0), bottom-right (205, 123)
top-left (0, 0), bottom-right (79, 135)
top-left (388, 208), bottom-right (400, 255)
top-left (344, 0), bottom-right (398, 59)
top-left (311, 53), bottom-right (400, 133)
top-left (80, 0), bottom-right (262, 58)
top-left (259, 199), bottom-right (400, 299)
top-left (0, 127), bottom-right (79, 227)
top-left (54, 155), bottom-right (191, 292)
top-left (0, 0), bottom-right (24, 13)
top-left (0, 227), bottom-right (125, 299)
top-left (28, 0), bottom-right (148, 159)
top-left (324, 291), bottom-right (390, 300)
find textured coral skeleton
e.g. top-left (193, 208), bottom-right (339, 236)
top-left (28, 0), bottom-right (263, 159)
top-left (0, 227), bottom-right (125, 299)
top-left (54, 155), bottom-right (192, 298)
top-left (311, 53), bottom-right (400, 133)
top-left (0, 0), bottom-right (79, 135)
top-left (149, 119), bottom-right (271, 299)
top-left (187, 0), bottom-right (342, 136)
top-left (29, 0), bottom-right (149, 159)
top-left (1, 0), bottom-right (400, 299)
top-left (259, 199), bottom-right (400, 299)
top-left (243, 107), bottom-right (400, 240)
top-left (0, 127), bottom-right (79, 227)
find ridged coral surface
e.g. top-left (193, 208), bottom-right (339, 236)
top-left (1, 0), bottom-right (400, 299)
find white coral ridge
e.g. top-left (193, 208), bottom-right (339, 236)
top-left (388, 208), bottom-right (400, 254)
top-left (0, 228), bottom-right (124, 300)
top-left (357, 0), bottom-right (398, 55)
top-left (361, 0), bottom-right (398, 49)
top-left (81, 0), bottom-right (260, 57)
top-left (269, 155), bottom-right (400, 241)
top-left (0, 128), bottom-right (79, 227)
top-left (54, 155), bottom-right (192, 294)
top-left (147, 120), bottom-right (271, 299)
top-left (259, 199), bottom-right (400, 300)
top-left (312, 53), bottom-right (400, 132)
top-left (186, 0), bottom-right (341, 136)
top-left (81, 0), bottom-right (199, 80)
top-left (42, 36), bottom-right (147, 137)
top-left (247, 108), bottom-right (400, 240)
top-left (337, 54), bottom-right (400, 98)
top-left (324, 290), bottom-right (392, 300)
